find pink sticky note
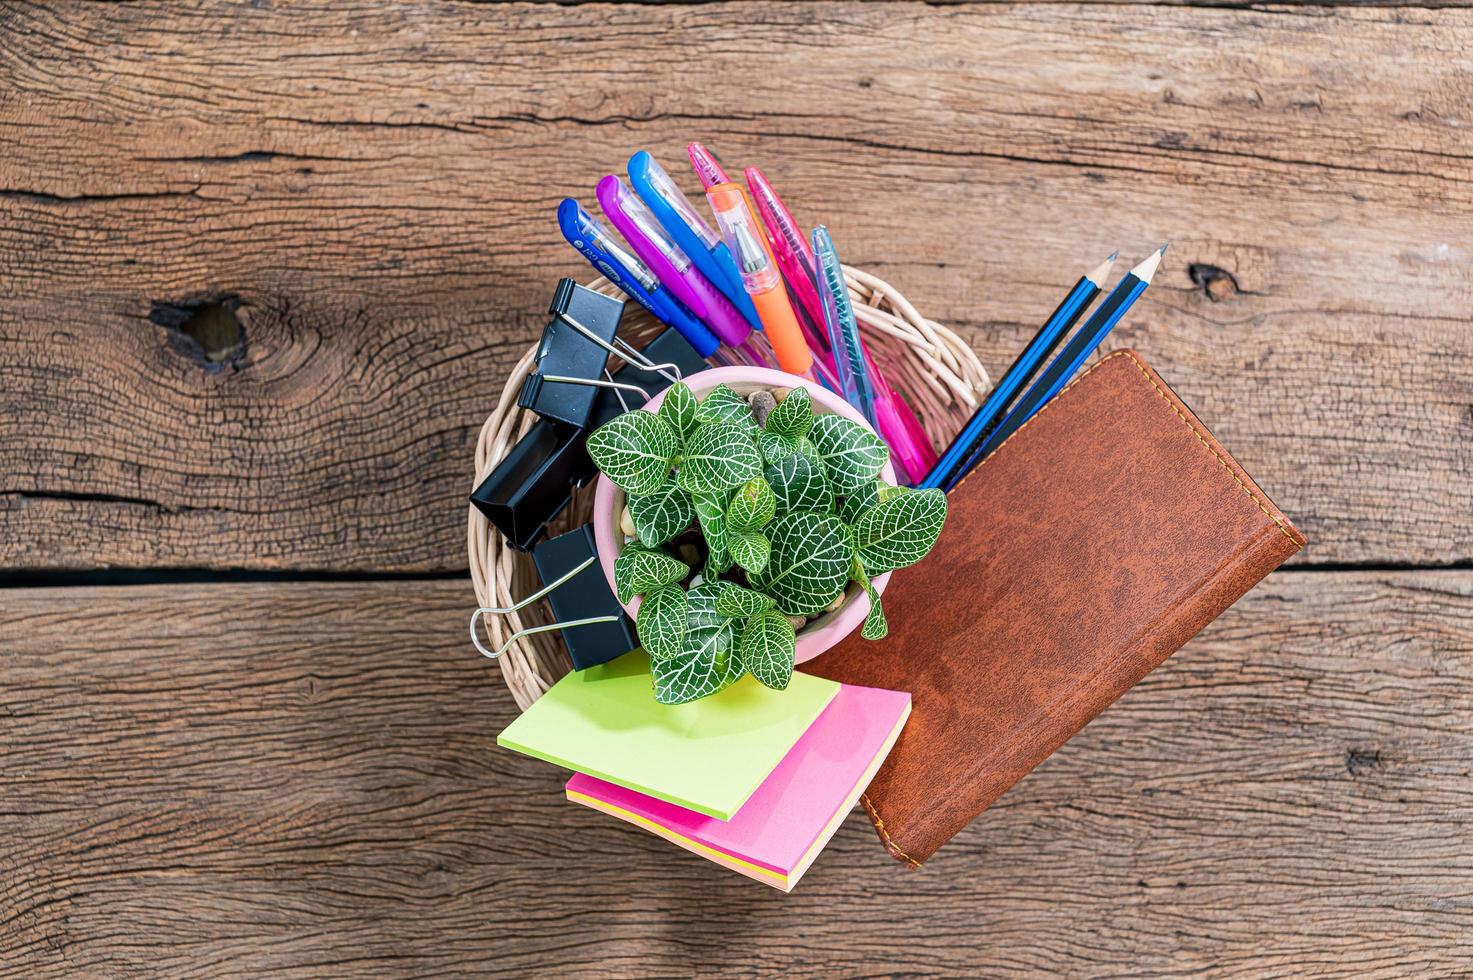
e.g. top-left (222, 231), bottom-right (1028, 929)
top-left (567, 683), bottom-right (911, 892)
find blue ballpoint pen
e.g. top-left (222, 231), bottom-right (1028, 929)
top-left (557, 198), bottom-right (719, 358)
top-left (812, 226), bottom-right (878, 429)
top-left (922, 251), bottom-right (1118, 490)
top-left (627, 151), bottom-right (764, 333)
top-left (950, 245), bottom-right (1167, 488)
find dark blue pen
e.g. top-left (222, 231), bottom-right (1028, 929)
top-left (557, 198), bottom-right (719, 358)
top-left (949, 245), bottom-right (1167, 487)
top-left (921, 252), bottom-right (1117, 490)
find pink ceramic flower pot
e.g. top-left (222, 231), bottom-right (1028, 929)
top-left (592, 366), bottom-right (894, 665)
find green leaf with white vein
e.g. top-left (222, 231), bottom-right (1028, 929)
top-left (627, 483), bottom-right (693, 546)
top-left (657, 382), bottom-right (700, 444)
top-left (705, 538), bottom-right (732, 577)
top-left (652, 618), bottom-right (742, 705)
top-left (853, 487), bottom-right (947, 575)
top-left (807, 413), bottom-right (888, 494)
top-left (726, 477), bottom-right (776, 532)
top-left (856, 563), bottom-right (888, 640)
top-left (728, 531), bottom-right (770, 576)
top-left (797, 436), bottom-right (822, 472)
top-left (765, 451), bottom-right (831, 515)
top-left (878, 482), bottom-right (913, 503)
top-left (756, 428), bottom-right (800, 465)
top-left (691, 491), bottom-right (731, 575)
top-left (694, 383), bottom-right (756, 427)
top-left (685, 580), bottom-right (724, 629)
top-left (587, 410), bottom-right (678, 496)
top-left (750, 512), bottom-right (853, 616)
top-left (742, 612), bottom-right (797, 690)
top-left (637, 584), bottom-right (688, 662)
top-left (765, 386), bottom-right (813, 439)
top-left (677, 422), bottom-right (762, 495)
top-left (837, 477), bottom-right (883, 525)
top-left (716, 582), bottom-right (775, 619)
top-left (612, 547), bottom-right (688, 604)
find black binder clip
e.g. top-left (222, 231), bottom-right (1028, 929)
top-left (517, 280), bottom-right (623, 428)
top-left (469, 422), bottom-right (590, 552)
top-left (471, 321), bottom-right (710, 552)
top-left (518, 279), bottom-right (683, 429)
top-left (532, 524), bottom-right (637, 670)
top-left (469, 524), bottom-right (636, 670)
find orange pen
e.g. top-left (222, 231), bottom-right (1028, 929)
top-left (703, 182), bottom-right (813, 379)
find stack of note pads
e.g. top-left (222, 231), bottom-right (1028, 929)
top-left (497, 650), bottom-right (910, 891)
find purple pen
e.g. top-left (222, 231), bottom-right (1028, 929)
top-left (596, 175), bottom-right (752, 348)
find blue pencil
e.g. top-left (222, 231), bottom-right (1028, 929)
top-left (947, 245), bottom-right (1166, 487)
top-left (921, 252), bottom-right (1117, 490)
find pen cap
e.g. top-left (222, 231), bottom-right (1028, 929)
top-left (687, 141), bottom-right (732, 189)
top-left (601, 175), bottom-right (752, 348)
top-left (631, 152), bottom-right (766, 335)
top-left (629, 151), bottom-right (720, 249)
top-left (705, 183), bottom-right (781, 294)
top-left (745, 167), bottom-right (826, 327)
top-left (558, 198), bottom-right (658, 292)
top-left (811, 228), bottom-right (858, 386)
top-left (598, 175), bottom-right (692, 273)
top-left (706, 186), bottom-right (811, 373)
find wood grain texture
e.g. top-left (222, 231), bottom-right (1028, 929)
top-left (0, 1), bottom-right (1469, 571)
top-left (2, 573), bottom-right (1469, 977)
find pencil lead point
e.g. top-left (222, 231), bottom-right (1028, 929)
top-left (1107, 250), bottom-right (1120, 262)
top-left (1158, 243), bottom-right (1170, 256)
top-left (1085, 252), bottom-right (1118, 288)
top-left (1130, 246), bottom-right (1167, 283)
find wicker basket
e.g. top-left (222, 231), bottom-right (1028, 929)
top-left (469, 267), bottom-right (989, 711)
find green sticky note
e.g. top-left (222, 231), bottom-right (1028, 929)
top-left (497, 650), bottom-right (839, 820)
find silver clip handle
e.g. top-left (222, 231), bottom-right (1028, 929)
top-left (470, 612), bottom-right (621, 661)
top-left (557, 311), bottom-right (682, 384)
top-left (468, 554), bottom-right (622, 660)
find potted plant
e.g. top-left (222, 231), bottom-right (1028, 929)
top-left (589, 366), bottom-right (946, 704)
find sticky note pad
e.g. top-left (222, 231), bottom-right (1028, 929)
top-left (497, 650), bottom-right (839, 820)
top-left (566, 683), bottom-right (911, 891)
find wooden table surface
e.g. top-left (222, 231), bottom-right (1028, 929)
top-left (2, 2), bottom-right (1469, 976)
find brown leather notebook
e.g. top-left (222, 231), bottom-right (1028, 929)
top-left (805, 349), bottom-right (1305, 867)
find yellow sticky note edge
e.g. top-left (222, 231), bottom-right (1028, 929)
top-left (497, 650), bottom-right (839, 820)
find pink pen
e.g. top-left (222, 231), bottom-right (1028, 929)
top-left (867, 355), bottom-right (937, 483)
top-left (746, 168), bottom-right (827, 339)
top-left (596, 174), bottom-right (753, 349)
top-left (798, 263), bottom-right (933, 483)
top-left (737, 168), bottom-right (935, 482)
top-left (687, 142), bottom-right (732, 190)
top-left (792, 285), bottom-right (932, 482)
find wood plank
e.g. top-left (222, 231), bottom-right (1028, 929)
top-left (2, 573), bottom-right (1469, 976)
top-left (1, 2), bottom-right (1469, 570)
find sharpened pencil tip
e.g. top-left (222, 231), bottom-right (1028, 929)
top-left (1130, 246), bottom-right (1166, 283)
top-left (1086, 252), bottom-right (1119, 288)
top-left (1107, 250), bottom-right (1120, 261)
top-left (1158, 243), bottom-right (1170, 255)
